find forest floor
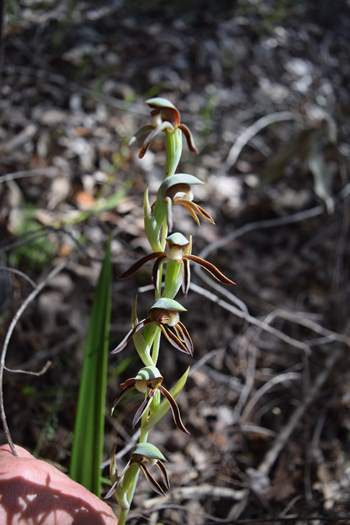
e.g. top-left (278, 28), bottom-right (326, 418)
top-left (1, 1), bottom-right (350, 524)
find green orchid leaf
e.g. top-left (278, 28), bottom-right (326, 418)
top-left (70, 241), bottom-right (112, 497)
top-left (145, 367), bottom-right (190, 431)
top-left (133, 443), bottom-right (166, 462)
top-left (151, 297), bottom-right (187, 312)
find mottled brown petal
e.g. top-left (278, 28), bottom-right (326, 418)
top-left (159, 385), bottom-right (190, 435)
top-left (119, 252), bottom-right (163, 279)
top-left (139, 463), bottom-right (167, 496)
top-left (185, 255), bottom-right (236, 285)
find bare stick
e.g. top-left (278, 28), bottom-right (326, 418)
top-left (258, 349), bottom-right (341, 477)
top-left (224, 111), bottom-right (296, 171)
top-left (4, 360), bottom-right (51, 376)
top-left (143, 483), bottom-right (246, 509)
top-left (190, 282), bottom-right (309, 352)
top-left (199, 205), bottom-right (323, 260)
top-left (0, 266), bottom-right (36, 289)
top-left (241, 372), bottom-right (300, 422)
top-left (199, 182), bottom-right (350, 261)
top-left (0, 167), bottom-right (60, 185)
top-left (0, 262), bottom-right (65, 455)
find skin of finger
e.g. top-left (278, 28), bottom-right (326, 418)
top-left (0, 444), bottom-right (118, 525)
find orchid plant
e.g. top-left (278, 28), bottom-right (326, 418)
top-left (109, 98), bottom-right (235, 524)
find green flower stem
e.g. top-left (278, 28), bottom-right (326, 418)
top-left (165, 128), bottom-right (182, 177)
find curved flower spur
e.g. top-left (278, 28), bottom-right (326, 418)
top-left (119, 232), bottom-right (236, 295)
top-left (130, 98), bottom-right (197, 160)
top-left (106, 443), bottom-right (169, 501)
top-left (112, 365), bottom-right (189, 434)
top-left (111, 298), bottom-right (193, 356)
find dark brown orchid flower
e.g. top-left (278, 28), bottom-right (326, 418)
top-left (130, 98), bottom-right (197, 159)
top-left (112, 365), bottom-right (189, 434)
top-left (105, 443), bottom-right (169, 499)
top-left (120, 232), bottom-right (236, 295)
top-left (154, 173), bottom-right (215, 231)
top-left (111, 298), bottom-right (193, 356)
top-left (131, 443), bottom-right (169, 496)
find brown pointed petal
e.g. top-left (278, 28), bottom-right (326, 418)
top-left (111, 379), bottom-right (135, 416)
top-left (155, 460), bottom-right (170, 490)
top-left (179, 124), bottom-right (198, 154)
top-left (111, 319), bottom-right (147, 354)
top-left (139, 122), bottom-right (173, 158)
top-left (120, 252), bottom-right (163, 279)
top-left (176, 321), bottom-right (194, 355)
top-left (159, 385), bottom-right (190, 435)
top-left (129, 125), bottom-right (154, 147)
top-left (185, 255), bottom-right (236, 285)
top-left (175, 199), bottom-right (200, 225)
top-left (111, 378), bottom-right (136, 414)
top-left (193, 203), bottom-right (215, 224)
top-left (104, 478), bottom-right (120, 500)
top-left (152, 254), bottom-right (167, 292)
top-left (160, 325), bottom-right (192, 356)
top-left (132, 394), bottom-right (153, 427)
top-left (140, 464), bottom-right (167, 496)
top-left (182, 258), bottom-right (191, 295)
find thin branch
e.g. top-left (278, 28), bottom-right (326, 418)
top-left (0, 266), bottom-right (36, 289)
top-left (0, 262), bottom-right (66, 455)
top-left (199, 182), bottom-right (350, 261)
top-left (143, 484), bottom-right (246, 509)
top-left (190, 282), bottom-right (309, 352)
top-left (257, 349), bottom-right (341, 477)
top-left (224, 111), bottom-right (296, 171)
top-left (241, 372), bottom-right (300, 421)
top-left (0, 167), bottom-right (60, 185)
top-left (4, 360), bottom-right (51, 376)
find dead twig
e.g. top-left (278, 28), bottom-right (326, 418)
top-left (258, 348), bottom-right (341, 478)
top-left (190, 282), bottom-right (309, 352)
top-left (0, 262), bottom-right (66, 455)
top-left (0, 266), bottom-right (36, 289)
top-left (0, 167), bottom-right (60, 185)
top-left (143, 484), bottom-right (246, 509)
top-left (224, 111), bottom-right (296, 171)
